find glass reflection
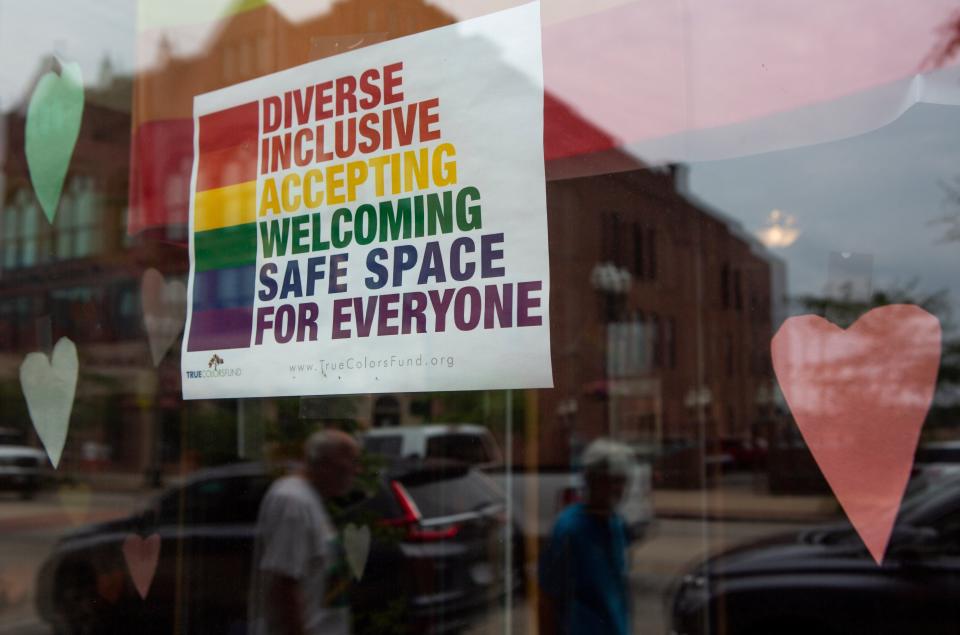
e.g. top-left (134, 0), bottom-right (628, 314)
top-left (0, 2), bottom-right (958, 635)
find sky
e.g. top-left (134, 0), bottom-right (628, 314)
top-left (0, 0), bottom-right (135, 109)
top-left (2, 0), bottom-right (957, 123)
top-left (688, 102), bottom-right (960, 322)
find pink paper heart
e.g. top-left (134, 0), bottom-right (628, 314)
top-left (122, 533), bottom-right (161, 599)
top-left (96, 569), bottom-right (125, 604)
top-left (771, 304), bottom-right (941, 564)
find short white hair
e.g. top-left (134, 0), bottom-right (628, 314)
top-left (581, 438), bottom-right (634, 477)
top-left (304, 429), bottom-right (356, 465)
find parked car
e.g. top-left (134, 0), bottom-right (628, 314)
top-left (364, 424), bottom-right (503, 467)
top-left (669, 472), bottom-right (960, 635)
top-left (912, 440), bottom-right (960, 481)
top-left (0, 426), bottom-right (46, 499)
top-left (35, 460), bottom-right (519, 635)
top-left (362, 424), bottom-right (653, 542)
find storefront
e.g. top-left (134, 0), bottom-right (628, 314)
top-left (1, 1), bottom-right (959, 634)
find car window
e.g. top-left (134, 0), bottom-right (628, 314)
top-left (402, 471), bottom-right (501, 519)
top-left (363, 435), bottom-right (403, 458)
top-left (159, 474), bottom-right (271, 526)
top-left (425, 434), bottom-right (491, 464)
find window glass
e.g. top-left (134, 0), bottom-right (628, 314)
top-left (362, 434), bottom-right (402, 457)
top-left (1, 3), bottom-right (960, 635)
top-left (402, 471), bottom-right (501, 519)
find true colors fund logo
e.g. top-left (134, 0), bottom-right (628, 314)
top-left (186, 353), bottom-right (241, 379)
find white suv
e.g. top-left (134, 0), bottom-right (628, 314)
top-left (0, 427), bottom-right (46, 499)
top-left (363, 424), bottom-right (503, 466)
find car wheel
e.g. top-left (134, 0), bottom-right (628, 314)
top-left (19, 487), bottom-right (35, 501)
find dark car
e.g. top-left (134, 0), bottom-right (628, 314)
top-left (912, 441), bottom-right (960, 482)
top-left (669, 473), bottom-right (960, 635)
top-left (36, 460), bottom-right (518, 635)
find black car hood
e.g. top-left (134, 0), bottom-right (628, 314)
top-left (688, 523), bottom-right (876, 580)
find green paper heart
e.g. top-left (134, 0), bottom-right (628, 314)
top-left (25, 61), bottom-right (84, 223)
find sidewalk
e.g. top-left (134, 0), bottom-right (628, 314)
top-left (653, 485), bottom-right (840, 523)
top-left (47, 468), bottom-right (183, 494)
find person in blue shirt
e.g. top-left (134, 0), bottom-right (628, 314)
top-left (538, 438), bottom-right (632, 635)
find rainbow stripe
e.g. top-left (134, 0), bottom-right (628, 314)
top-left (186, 102), bottom-right (260, 352)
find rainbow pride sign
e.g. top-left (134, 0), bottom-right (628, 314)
top-left (182, 3), bottom-right (552, 399)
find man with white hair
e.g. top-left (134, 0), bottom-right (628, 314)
top-left (249, 429), bottom-right (360, 635)
top-left (538, 437), bottom-right (632, 635)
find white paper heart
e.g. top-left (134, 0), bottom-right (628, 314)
top-left (141, 268), bottom-right (187, 366)
top-left (343, 523), bottom-right (371, 581)
top-left (19, 337), bottom-right (78, 468)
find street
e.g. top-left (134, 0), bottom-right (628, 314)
top-left (0, 489), bottom-right (815, 634)
top-left (465, 517), bottom-right (814, 635)
top-left (0, 488), bottom-right (142, 635)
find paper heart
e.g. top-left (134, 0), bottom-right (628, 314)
top-left (123, 533), bottom-right (161, 599)
top-left (20, 337), bottom-right (78, 468)
top-left (57, 483), bottom-right (92, 525)
top-left (25, 60), bottom-right (84, 223)
top-left (771, 304), bottom-right (941, 564)
top-left (141, 268), bottom-right (187, 366)
top-left (96, 569), bottom-right (125, 604)
top-left (343, 523), bottom-right (371, 581)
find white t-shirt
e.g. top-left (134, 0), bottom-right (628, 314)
top-left (248, 475), bottom-right (351, 635)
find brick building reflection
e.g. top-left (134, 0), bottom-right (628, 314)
top-left (0, 0), bottom-right (781, 479)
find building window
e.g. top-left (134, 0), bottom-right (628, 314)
top-left (55, 176), bottom-right (102, 260)
top-left (633, 223), bottom-right (644, 277)
top-left (733, 269), bottom-right (743, 311)
top-left (632, 224), bottom-right (658, 280)
top-left (606, 314), bottom-right (653, 378)
top-left (647, 226), bottom-right (657, 279)
top-left (602, 212), bottom-right (623, 265)
top-left (2, 195), bottom-right (19, 269)
top-left (2, 189), bottom-right (41, 270)
top-left (720, 263), bottom-right (730, 309)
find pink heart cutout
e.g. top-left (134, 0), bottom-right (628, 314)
top-left (771, 304), bottom-right (941, 564)
top-left (96, 569), bottom-right (125, 604)
top-left (122, 533), bottom-right (161, 599)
